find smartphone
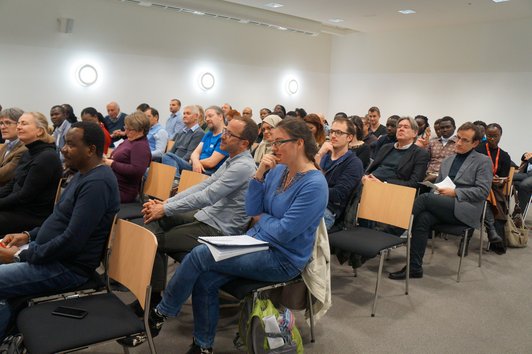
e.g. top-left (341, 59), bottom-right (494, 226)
top-left (51, 306), bottom-right (88, 319)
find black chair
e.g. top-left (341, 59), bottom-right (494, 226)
top-left (431, 202), bottom-right (487, 282)
top-left (329, 181), bottom-right (417, 316)
top-left (17, 219), bottom-right (159, 354)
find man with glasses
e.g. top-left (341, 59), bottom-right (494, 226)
top-left (364, 116), bottom-right (429, 188)
top-left (136, 116), bottom-right (258, 308)
top-left (389, 122), bottom-right (492, 279)
top-left (0, 108), bottom-right (26, 186)
top-left (316, 117), bottom-right (364, 230)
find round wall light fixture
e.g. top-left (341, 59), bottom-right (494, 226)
top-left (77, 64), bottom-right (98, 86)
top-left (286, 79), bottom-right (299, 95)
top-left (199, 72), bottom-right (215, 91)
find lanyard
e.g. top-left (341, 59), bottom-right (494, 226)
top-left (485, 143), bottom-right (500, 175)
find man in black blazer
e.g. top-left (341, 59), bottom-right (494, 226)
top-left (389, 122), bottom-right (493, 280)
top-left (364, 116), bottom-right (429, 188)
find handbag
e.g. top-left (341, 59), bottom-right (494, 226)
top-left (505, 214), bottom-right (528, 248)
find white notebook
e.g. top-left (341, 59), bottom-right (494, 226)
top-left (198, 235), bottom-right (269, 262)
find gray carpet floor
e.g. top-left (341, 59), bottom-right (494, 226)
top-left (81, 215), bottom-right (532, 354)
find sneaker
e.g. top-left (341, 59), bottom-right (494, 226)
top-left (185, 339), bottom-right (213, 354)
top-left (117, 308), bottom-right (166, 347)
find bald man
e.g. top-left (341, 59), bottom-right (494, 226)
top-left (103, 101), bottom-right (127, 144)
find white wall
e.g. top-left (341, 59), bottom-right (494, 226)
top-left (0, 0), bottom-right (331, 124)
top-left (329, 19), bottom-right (532, 161)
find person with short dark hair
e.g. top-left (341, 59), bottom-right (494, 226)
top-left (368, 106), bottom-right (386, 137)
top-left (348, 116), bottom-right (371, 169)
top-left (425, 116), bottom-right (457, 182)
top-left (166, 99), bottom-right (183, 138)
top-left (414, 115), bottom-right (431, 148)
top-left (0, 121), bottom-right (120, 339)
top-left (273, 104), bottom-right (286, 119)
top-left (371, 115), bottom-right (399, 158)
top-left (146, 107), bottom-right (169, 161)
top-left (0, 108), bottom-right (27, 186)
top-left (473, 120), bottom-right (488, 143)
top-left (433, 118), bottom-right (442, 139)
top-left (103, 112), bottom-right (151, 203)
top-left (364, 117), bottom-right (429, 188)
top-left (80, 107), bottom-right (111, 155)
top-left (389, 122), bottom-right (492, 279)
top-left (295, 108), bottom-right (307, 119)
top-left (358, 115), bottom-right (378, 145)
top-left (50, 105), bottom-right (71, 162)
top-left (62, 104), bottom-right (77, 124)
top-left (136, 103), bottom-right (150, 112)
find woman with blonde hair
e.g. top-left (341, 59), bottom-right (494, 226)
top-left (103, 111), bottom-right (151, 203)
top-left (253, 114), bottom-right (283, 164)
top-left (0, 112), bottom-right (62, 235)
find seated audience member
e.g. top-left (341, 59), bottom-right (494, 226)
top-left (136, 103), bottom-right (150, 112)
top-left (371, 115), bottom-right (399, 158)
top-left (414, 115), bottom-right (431, 148)
top-left (253, 114), bottom-right (283, 164)
top-left (304, 113), bottom-right (326, 147)
top-left (286, 111), bottom-right (297, 119)
top-left (473, 120), bottom-right (488, 143)
top-left (348, 116), bottom-right (371, 169)
top-left (317, 117), bottom-right (364, 230)
top-left (364, 117), bottom-right (429, 188)
top-left (62, 103), bottom-right (78, 124)
top-left (161, 105), bottom-right (205, 170)
top-left (0, 122), bottom-right (120, 338)
top-left (273, 104), bottom-right (286, 119)
top-left (103, 112), bottom-right (151, 203)
top-left (318, 113), bottom-right (330, 135)
top-left (368, 106), bottom-right (386, 138)
top-left (145, 107), bottom-right (169, 161)
top-left (0, 108), bottom-right (26, 186)
top-left (432, 118), bottom-right (442, 140)
top-left (197, 105), bottom-right (207, 131)
top-left (221, 103), bottom-right (232, 117)
top-left (389, 123), bottom-right (492, 279)
top-left (140, 117), bottom-right (258, 300)
top-left (165, 106), bottom-right (228, 178)
top-left (513, 152), bottom-right (532, 215)
top-left (0, 112), bottom-right (62, 236)
top-left (225, 109), bottom-right (240, 123)
top-left (254, 108), bottom-right (272, 146)
top-left (103, 101), bottom-right (127, 144)
top-left (295, 108), bottom-right (307, 119)
top-left (142, 118), bottom-right (328, 353)
top-left (166, 99), bottom-right (183, 138)
top-left (358, 115), bottom-right (378, 145)
top-left (50, 105), bottom-right (71, 162)
top-left (80, 107), bottom-right (112, 155)
top-left (425, 116), bottom-right (457, 182)
top-left (242, 107), bottom-right (253, 120)
top-left (476, 123), bottom-right (511, 244)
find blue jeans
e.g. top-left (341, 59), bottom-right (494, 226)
top-left (157, 244), bottom-right (300, 348)
top-left (161, 153), bottom-right (192, 178)
top-left (0, 261), bottom-right (87, 338)
top-left (323, 208), bottom-right (336, 231)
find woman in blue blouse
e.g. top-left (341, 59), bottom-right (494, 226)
top-left (147, 118), bottom-right (328, 353)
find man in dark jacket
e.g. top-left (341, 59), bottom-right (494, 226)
top-left (364, 116), bottom-right (429, 188)
top-left (0, 122), bottom-right (120, 339)
top-left (317, 117), bottom-right (364, 230)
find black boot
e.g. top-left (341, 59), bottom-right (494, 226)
top-left (487, 229), bottom-right (503, 244)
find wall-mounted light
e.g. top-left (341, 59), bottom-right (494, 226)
top-left (286, 78), bottom-right (299, 95)
top-left (77, 64), bottom-right (98, 86)
top-left (199, 72), bottom-right (215, 91)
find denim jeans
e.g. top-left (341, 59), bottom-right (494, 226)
top-left (0, 261), bottom-right (87, 339)
top-left (161, 152), bottom-right (192, 178)
top-left (157, 244), bottom-right (300, 348)
top-left (324, 208), bottom-right (336, 231)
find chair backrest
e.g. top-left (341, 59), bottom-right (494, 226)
top-left (143, 161), bottom-right (177, 200)
top-left (54, 178), bottom-right (66, 205)
top-left (357, 181), bottom-right (417, 229)
top-left (107, 219), bottom-right (157, 310)
top-left (504, 167), bottom-right (516, 197)
top-left (177, 169), bottom-right (208, 194)
top-left (166, 140), bottom-right (175, 152)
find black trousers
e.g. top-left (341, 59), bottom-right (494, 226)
top-left (410, 193), bottom-right (466, 270)
top-left (0, 211), bottom-right (47, 237)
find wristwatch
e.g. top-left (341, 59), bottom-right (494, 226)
top-left (13, 253), bottom-right (21, 263)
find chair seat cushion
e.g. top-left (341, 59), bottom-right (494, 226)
top-left (433, 224), bottom-right (472, 236)
top-left (221, 276), bottom-right (302, 300)
top-left (17, 293), bottom-right (144, 354)
top-left (117, 202), bottom-right (142, 220)
top-left (328, 228), bottom-right (406, 258)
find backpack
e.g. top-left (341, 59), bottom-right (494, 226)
top-left (234, 296), bottom-right (304, 354)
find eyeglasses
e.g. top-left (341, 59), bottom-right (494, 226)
top-left (271, 138), bottom-right (297, 147)
top-left (222, 128), bottom-right (245, 140)
top-left (329, 129), bottom-right (351, 137)
top-left (0, 120), bottom-right (16, 127)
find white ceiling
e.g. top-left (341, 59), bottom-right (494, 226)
top-left (222, 0), bottom-right (532, 33)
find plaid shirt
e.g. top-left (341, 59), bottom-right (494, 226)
top-left (427, 135), bottom-right (458, 174)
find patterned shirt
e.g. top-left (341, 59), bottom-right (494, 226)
top-left (427, 135), bottom-right (458, 175)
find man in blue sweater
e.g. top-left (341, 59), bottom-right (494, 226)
top-left (0, 121), bottom-right (120, 339)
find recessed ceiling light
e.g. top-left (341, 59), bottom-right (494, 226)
top-left (398, 9), bottom-right (416, 15)
top-left (277, 26), bottom-right (287, 31)
top-left (492, 0), bottom-right (510, 2)
top-left (138, 1), bottom-right (152, 7)
top-left (192, 11), bottom-right (205, 15)
top-left (265, 3), bottom-right (284, 9)
top-left (328, 18), bottom-right (344, 23)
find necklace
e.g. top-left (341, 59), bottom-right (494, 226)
top-left (277, 167), bottom-right (311, 193)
